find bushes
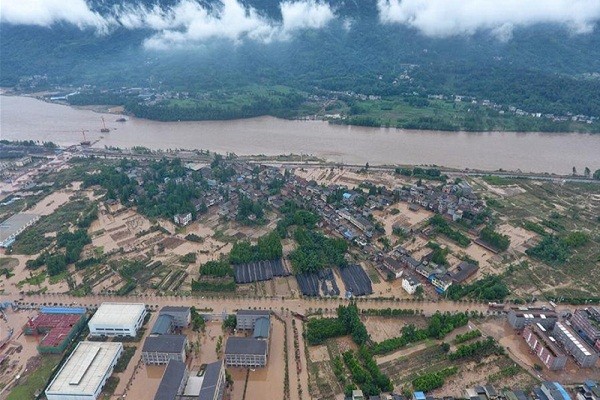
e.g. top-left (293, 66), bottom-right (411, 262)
top-left (180, 253), bottom-right (197, 264)
top-left (371, 312), bottom-right (469, 355)
top-left (447, 336), bottom-right (501, 361)
top-left (446, 275), bottom-right (509, 301)
top-left (194, 260), bottom-right (235, 292)
top-left (305, 318), bottom-right (347, 345)
top-left (454, 329), bottom-right (482, 344)
top-left (289, 227), bottom-right (347, 274)
top-left (479, 227), bottom-right (510, 251)
top-left (429, 215), bottom-right (471, 247)
top-left (412, 367), bottom-right (458, 392)
top-left (229, 231), bottom-right (282, 264)
top-left (200, 260), bottom-right (233, 277)
top-left (305, 304), bottom-right (369, 345)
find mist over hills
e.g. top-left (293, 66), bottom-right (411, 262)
top-left (2, 0), bottom-right (600, 119)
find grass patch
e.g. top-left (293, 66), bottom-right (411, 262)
top-left (7, 355), bottom-right (61, 400)
top-left (114, 346), bottom-right (137, 373)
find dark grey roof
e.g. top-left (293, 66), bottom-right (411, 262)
top-left (199, 360), bottom-right (223, 400)
top-left (151, 314), bottom-right (174, 335)
top-left (225, 337), bottom-right (267, 355)
top-left (236, 309), bottom-right (270, 316)
top-left (160, 306), bottom-right (191, 313)
top-left (154, 360), bottom-right (186, 400)
top-left (514, 390), bottom-right (530, 400)
top-left (143, 334), bottom-right (186, 353)
top-left (253, 317), bottom-right (270, 339)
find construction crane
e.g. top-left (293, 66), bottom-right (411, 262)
top-left (80, 129), bottom-right (91, 146)
top-left (100, 117), bottom-right (110, 133)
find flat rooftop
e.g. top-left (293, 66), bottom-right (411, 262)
top-left (89, 303), bottom-right (145, 327)
top-left (46, 341), bottom-right (122, 396)
top-left (0, 213), bottom-right (39, 242)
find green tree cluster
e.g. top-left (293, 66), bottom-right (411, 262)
top-left (229, 231), bottom-right (282, 264)
top-left (479, 227), bottom-right (510, 251)
top-left (446, 275), bottom-right (509, 301)
top-left (289, 227), bottom-right (348, 274)
top-left (429, 215), bottom-right (471, 247)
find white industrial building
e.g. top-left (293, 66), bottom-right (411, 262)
top-left (88, 303), bottom-right (146, 337)
top-left (45, 341), bottom-right (123, 400)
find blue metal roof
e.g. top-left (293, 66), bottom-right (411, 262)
top-left (40, 306), bottom-right (86, 314)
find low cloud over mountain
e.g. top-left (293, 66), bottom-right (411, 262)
top-left (377, 0), bottom-right (600, 41)
top-left (2, 0), bottom-right (600, 47)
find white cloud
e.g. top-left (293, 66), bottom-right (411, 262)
top-left (1, 0), bottom-right (108, 31)
top-left (280, 0), bottom-right (335, 32)
top-left (1, 0), bottom-right (336, 49)
top-left (377, 0), bottom-right (600, 39)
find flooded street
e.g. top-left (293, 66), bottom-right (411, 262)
top-left (2, 95), bottom-right (599, 174)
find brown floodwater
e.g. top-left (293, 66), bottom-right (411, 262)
top-left (1, 95), bottom-right (599, 174)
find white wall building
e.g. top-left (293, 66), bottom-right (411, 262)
top-left (402, 275), bottom-right (421, 295)
top-left (88, 303), bottom-right (146, 337)
top-left (45, 341), bottom-right (123, 400)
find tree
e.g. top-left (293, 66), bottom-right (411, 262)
top-left (584, 167), bottom-right (591, 178)
top-left (572, 166), bottom-right (577, 176)
top-left (593, 169), bottom-right (600, 180)
top-left (414, 285), bottom-right (424, 299)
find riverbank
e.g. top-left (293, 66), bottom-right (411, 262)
top-left (1, 95), bottom-right (599, 174)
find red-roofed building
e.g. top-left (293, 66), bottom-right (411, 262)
top-left (23, 313), bottom-right (86, 354)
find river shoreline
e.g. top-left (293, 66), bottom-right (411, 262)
top-left (1, 95), bottom-right (599, 174)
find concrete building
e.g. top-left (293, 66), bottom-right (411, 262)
top-left (88, 303), bottom-right (146, 337)
top-left (0, 213), bottom-right (40, 247)
top-left (508, 307), bottom-right (558, 330)
top-left (402, 275), bottom-right (421, 295)
top-left (45, 341), bottom-right (123, 400)
top-left (353, 389), bottom-right (366, 400)
top-left (541, 382), bottom-right (572, 400)
top-left (236, 309), bottom-right (271, 330)
top-left (252, 317), bottom-right (270, 339)
top-left (571, 308), bottom-right (600, 343)
top-left (382, 256), bottom-right (404, 279)
top-left (154, 360), bottom-right (188, 400)
top-left (553, 321), bottom-right (599, 368)
top-left (199, 360), bottom-right (226, 400)
top-left (523, 323), bottom-right (567, 370)
top-left (142, 334), bottom-right (187, 365)
top-left (174, 212), bottom-right (192, 226)
top-left (159, 306), bottom-right (191, 327)
top-left (224, 337), bottom-right (268, 368)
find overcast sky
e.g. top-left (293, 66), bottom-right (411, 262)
top-left (2, 0), bottom-right (600, 48)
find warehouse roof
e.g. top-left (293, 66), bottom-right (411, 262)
top-left (154, 360), bottom-right (187, 400)
top-left (89, 303), bottom-right (145, 327)
top-left (46, 341), bottom-right (122, 397)
top-left (143, 334), bottom-right (187, 353)
top-left (0, 213), bottom-right (39, 244)
top-left (225, 337), bottom-right (267, 355)
top-left (199, 360), bottom-right (224, 400)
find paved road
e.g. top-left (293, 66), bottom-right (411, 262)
top-left (1, 292), bottom-right (490, 317)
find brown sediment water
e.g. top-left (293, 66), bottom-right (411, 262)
top-left (1, 95), bottom-right (599, 174)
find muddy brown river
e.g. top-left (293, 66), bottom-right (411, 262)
top-left (1, 95), bottom-right (599, 174)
